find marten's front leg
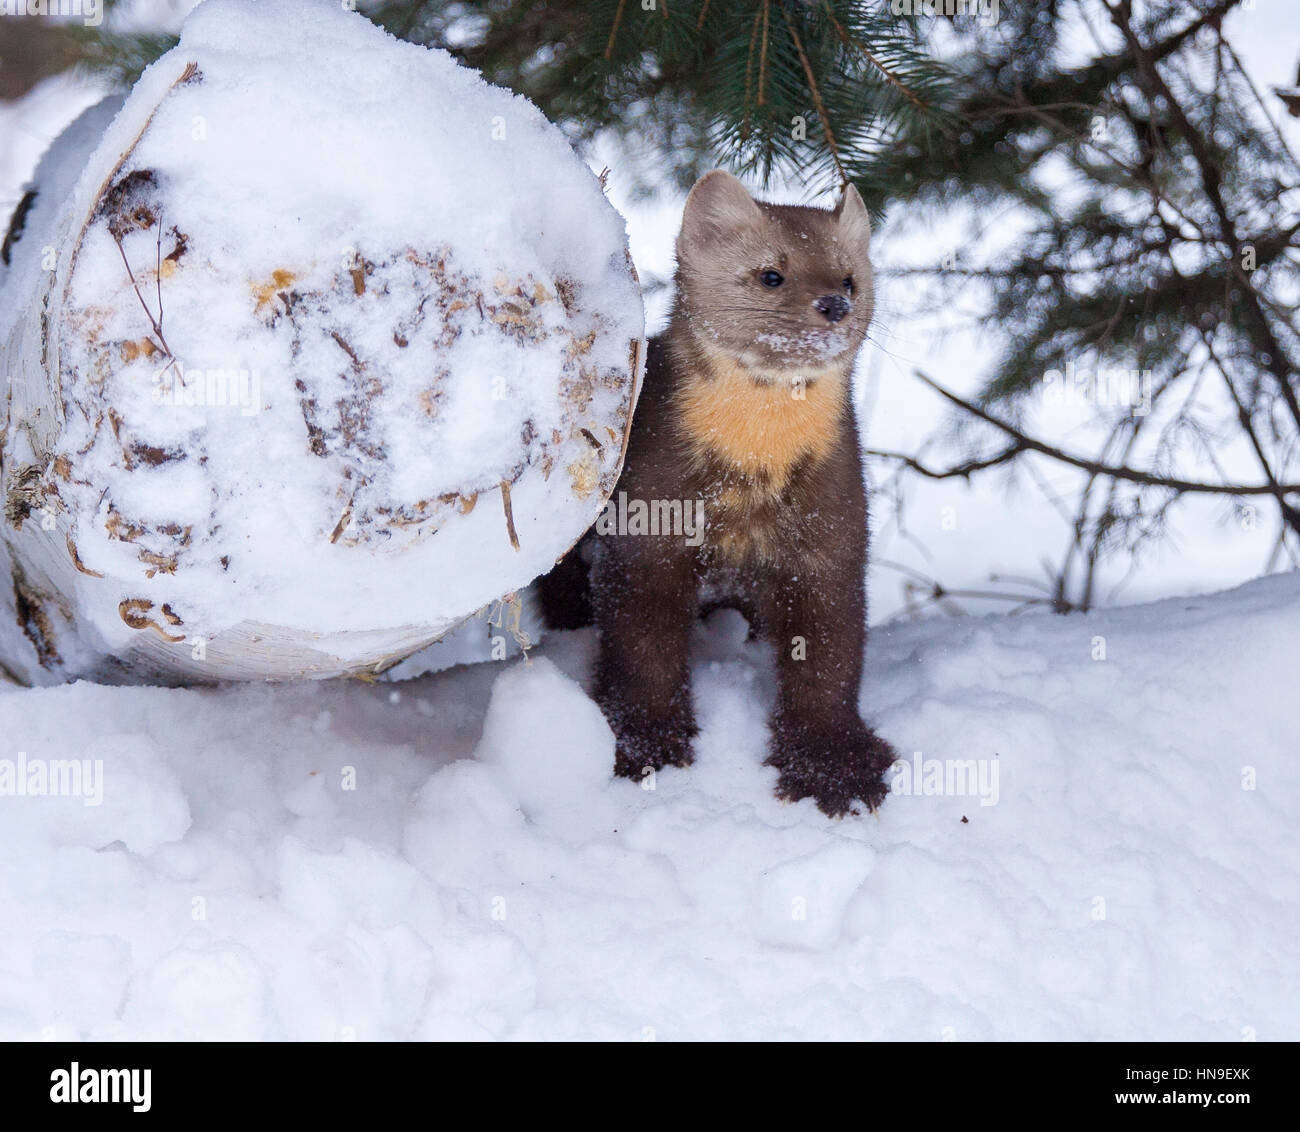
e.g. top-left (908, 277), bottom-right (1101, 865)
top-left (762, 553), bottom-right (896, 817)
top-left (591, 536), bottom-right (699, 779)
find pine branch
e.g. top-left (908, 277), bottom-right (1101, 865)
top-left (822, 2), bottom-right (930, 115)
top-left (780, 1), bottom-right (847, 185)
top-left (604, 0), bottom-right (627, 60)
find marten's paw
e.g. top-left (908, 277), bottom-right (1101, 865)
top-left (612, 719), bottom-right (697, 780)
top-left (767, 720), bottom-right (896, 818)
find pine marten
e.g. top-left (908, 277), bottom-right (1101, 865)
top-left (539, 170), bottom-right (896, 817)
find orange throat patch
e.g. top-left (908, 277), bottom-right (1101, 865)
top-left (674, 348), bottom-right (848, 489)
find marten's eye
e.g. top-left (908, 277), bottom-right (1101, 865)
top-left (760, 269), bottom-right (784, 288)
top-left (843, 275), bottom-right (855, 295)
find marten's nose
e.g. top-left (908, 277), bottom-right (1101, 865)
top-left (814, 294), bottom-right (850, 323)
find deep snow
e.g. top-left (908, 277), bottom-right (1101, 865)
top-left (1, 0), bottom-right (1297, 1043)
top-left (1, 571), bottom-right (1296, 1040)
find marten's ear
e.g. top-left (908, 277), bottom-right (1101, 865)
top-left (833, 183), bottom-right (871, 251)
top-left (677, 171), bottom-right (763, 257)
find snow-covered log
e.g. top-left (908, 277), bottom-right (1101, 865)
top-left (0, 0), bottom-right (644, 685)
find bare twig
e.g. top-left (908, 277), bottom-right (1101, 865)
top-left (896, 370), bottom-right (1300, 497)
top-left (111, 235), bottom-right (171, 359)
top-left (500, 479), bottom-right (520, 551)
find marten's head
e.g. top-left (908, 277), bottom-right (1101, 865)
top-left (673, 171), bottom-right (873, 382)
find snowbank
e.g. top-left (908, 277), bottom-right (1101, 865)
top-left (0, 0), bottom-right (643, 685)
top-left (0, 572), bottom-right (1295, 1039)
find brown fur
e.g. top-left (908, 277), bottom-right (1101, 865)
top-left (538, 172), bottom-right (896, 816)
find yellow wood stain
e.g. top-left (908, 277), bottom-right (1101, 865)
top-left (119, 338), bottom-right (158, 363)
top-left (251, 269), bottom-right (297, 312)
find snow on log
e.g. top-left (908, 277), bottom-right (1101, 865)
top-left (0, 0), bottom-right (644, 685)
